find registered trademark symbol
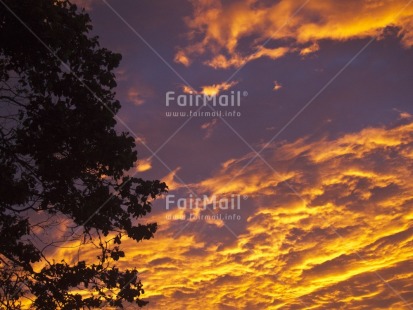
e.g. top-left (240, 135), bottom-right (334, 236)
top-left (243, 91), bottom-right (248, 97)
top-left (243, 195), bottom-right (248, 200)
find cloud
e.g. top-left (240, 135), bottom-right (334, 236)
top-left (299, 42), bottom-right (320, 56)
top-left (127, 87), bottom-right (145, 106)
top-left (161, 167), bottom-right (184, 191)
top-left (201, 118), bottom-right (218, 139)
top-left (206, 47), bottom-right (290, 69)
top-left (139, 120), bottom-right (413, 308)
top-left (176, 0), bottom-right (413, 68)
top-left (273, 80), bottom-right (283, 91)
top-left (397, 110), bottom-right (413, 119)
top-left (182, 85), bottom-right (195, 94)
top-left (174, 50), bottom-right (191, 66)
top-left (136, 157), bottom-right (152, 172)
top-left (201, 81), bottom-right (238, 96)
top-left (182, 81), bottom-right (238, 96)
top-left (50, 120), bottom-right (413, 309)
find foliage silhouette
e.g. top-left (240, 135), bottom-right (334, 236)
top-left (0, 0), bottom-right (167, 308)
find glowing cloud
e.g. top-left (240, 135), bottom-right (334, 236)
top-left (134, 120), bottom-right (413, 308)
top-left (273, 81), bottom-right (283, 91)
top-left (200, 81), bottom-right (238, 96)
top-left (176, 0), bottom-right (413, 68)
top-left (136, 157), bottom-right (152, 172)
top-left (51, 120), bottom-right (413, 309)
top-left (181, 81), bottom-right (238, 96)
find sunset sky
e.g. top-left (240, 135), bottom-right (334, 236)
top-left (61, 0), bottom-right (413, 308)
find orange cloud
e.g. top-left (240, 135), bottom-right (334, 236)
top-left (140, 120), bottom-right (413, 308)
top-left (181, 81), bottom-right (238, 96)
top-left (299, 42), bottom-right (320, 56)
top-left (201, 81), bottom-right (238, 96)
top-left (206, 46), bottom-right (290, 69)
top-left (176, 0), bottom-right (413, 68)
top-left (181, 85), bottom-right (195, 94)
top-left (273, 80), bottom-right (283, 91)
top-left (161, 167), bottom-right (183, 191)
top-left (45, 120), bottom-right (413, 309)
top-left (136, 157), bottom-right (152, 172)
top-left (174, 50), bottom-right (191, 66)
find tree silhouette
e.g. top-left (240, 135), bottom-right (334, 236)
top-left (0, 0), bottom-right (167, 308)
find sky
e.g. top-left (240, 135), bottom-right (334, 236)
top-left (60, 0), bottom-right (413, 309)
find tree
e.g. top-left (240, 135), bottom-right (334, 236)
top-left (0, 0), bottom-right (167, 308)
